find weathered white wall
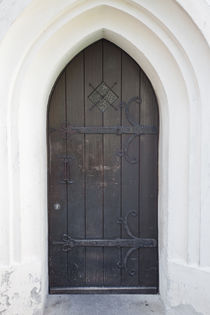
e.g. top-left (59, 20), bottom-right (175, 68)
top-left (0, 1), bottom-right (210, 314)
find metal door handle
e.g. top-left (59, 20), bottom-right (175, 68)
top-left (60, 156), bottom-right (74, 184)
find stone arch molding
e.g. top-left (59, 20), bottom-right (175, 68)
top-left (0, 1), bottom-right (210, 314)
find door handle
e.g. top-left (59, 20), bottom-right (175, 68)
top-left (60, 156), bottom-right (74, 184)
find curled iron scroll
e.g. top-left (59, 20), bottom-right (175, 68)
top-left (118, 97), bottom-right (142, 164)
top-left (117, 210), bottom-right (138, 276)
top-left (53, 210), bottom-right (157, 277)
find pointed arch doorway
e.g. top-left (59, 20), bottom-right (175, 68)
top-left (48, 39), bottom-right (159, 294)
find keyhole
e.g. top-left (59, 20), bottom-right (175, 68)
top-left (54, 203), bottom-right (61, 210)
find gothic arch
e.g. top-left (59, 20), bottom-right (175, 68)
top-left (0, 1), bottom-right (209, 314)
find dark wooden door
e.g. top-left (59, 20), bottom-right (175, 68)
top-left (48, 39), bottom-right (159, 294)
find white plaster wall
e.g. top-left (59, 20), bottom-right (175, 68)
top-left (0, 1), bottom-right (210, 314)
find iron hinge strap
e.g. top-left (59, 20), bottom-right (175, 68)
top-left (51, 125), bottom-right (158, 135)
top-left (53, 237), bottom-right (157, 249)
top-left (52, 211), bottom-right (158, 277)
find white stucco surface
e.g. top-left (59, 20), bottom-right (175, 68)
top-left (0, 1), bottom-right (210, 314)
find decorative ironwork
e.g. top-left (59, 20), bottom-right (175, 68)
top-left (117, 210), bottom-right (143, 276)
top-left (50, 97), bottom-right (158, 164)
top-left (88, 81), bottom-right (119, 112)
top-left (53, 210), bottom-right (157, 276)
top-left (117, 96), bottom-right (144, 164)
top-left (59, 125), bottom-right (156, 136)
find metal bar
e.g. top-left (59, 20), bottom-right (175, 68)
top-left (52, 211), bottom-right (158, 276)
top-left (50, 286), bottom-right (158, 295)
top-left (64, 125), bottom-right (157, 135)
top-left (53, 237), bottom-right (157, 248)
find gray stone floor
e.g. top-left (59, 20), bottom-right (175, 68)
top-left (45, 294), bottom-right (165, 315)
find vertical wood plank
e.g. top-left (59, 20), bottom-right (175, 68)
top-left (85, 41), bottom-right (104, 285)
top-left (103, 40), bottom-right (121, 285)
top-left (139, 71), bottom-right (159, 287)
top-left (121, 52), bottom-right (140, 286)
top-left (48, 72), bottom-right (68, 287)
top-left (66, 52), bottom-right (85, 286)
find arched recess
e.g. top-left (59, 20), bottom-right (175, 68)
top-left (0, 1), bottom-right (210, 314)
top-left (48, 39), bottom-right (159, 294)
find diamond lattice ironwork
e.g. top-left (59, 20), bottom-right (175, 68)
top-left (88, 82), bottom-right (119, 112)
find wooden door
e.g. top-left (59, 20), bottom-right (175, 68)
top-left (48, 39), bottom-right (159, 294)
